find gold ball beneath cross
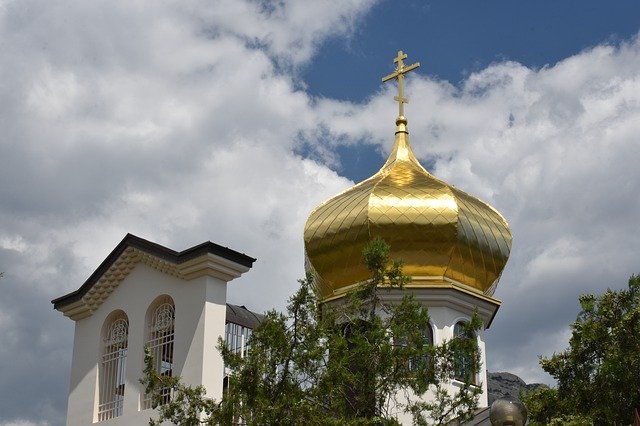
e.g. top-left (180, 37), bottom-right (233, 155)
top-left (396, 116), bottom-right (407, 126)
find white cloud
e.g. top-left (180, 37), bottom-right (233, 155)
top-left (0, 235), bottom-right (28, 253)
top-left (0, 1), bottom-right (373, 424)
top-left (200, 0), bottom-right (376, 66)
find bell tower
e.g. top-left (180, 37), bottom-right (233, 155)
top-left (52, 234), bottom-right (255, 425)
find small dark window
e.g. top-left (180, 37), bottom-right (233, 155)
top-left (453, 321), bottom-right (476, 383)
top-left (395, 325), bottom-right (435, 380)
top-left (409, 325), bottom-right (434, 373)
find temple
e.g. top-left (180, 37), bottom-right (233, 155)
top-left (304, 50), bottom-right (512, 421)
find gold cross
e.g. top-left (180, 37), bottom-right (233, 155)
top-left (382, 50), bottom-right (420, 118)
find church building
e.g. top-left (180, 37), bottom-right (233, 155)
top-left (52, 234), bottom-right (256, 425)
top-left (52, 50), bottom-right (511, 425)
top-left (303, 51), bottom-right (511, 422)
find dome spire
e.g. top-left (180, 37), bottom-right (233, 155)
top-left (381, 50), bottom-right (421, 128)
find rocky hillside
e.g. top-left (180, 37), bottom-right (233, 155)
top-left (487, 372), bottom-right (547, 405)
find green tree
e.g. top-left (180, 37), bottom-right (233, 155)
top-left (141, 347), bottom-right (218, 426)
top-left (142, 238), bottom-right (482, 425)
top-left (524, 274), bottom-right (640, 425)
top-left (216, 273), bottom-right (327, 425)
top-left (522, 386), bottom-right (594, 426)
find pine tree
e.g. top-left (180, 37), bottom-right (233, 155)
top-left (523, 274), bottom-right (640, 425)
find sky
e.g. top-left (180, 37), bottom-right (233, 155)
top-left (1, 0), bottom-right (640, 424)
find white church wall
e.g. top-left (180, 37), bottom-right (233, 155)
top-left (477, 337), bottom-right (489, 407)
top-left (429, 306), bottom-right (489, 407)
top-left (66, 263), bottom-right (229, 426)
top-left (389, 305), bottom-right (490, 425)
top-left (200, 276), bottom-right (228, 399)
top-left (67, 314), bottom-right (100, 425)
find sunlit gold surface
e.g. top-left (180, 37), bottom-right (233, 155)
top-left (304, 117), bottom-right (512, 301)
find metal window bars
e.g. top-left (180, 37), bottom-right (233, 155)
top-left (225, 322), bottom-right (252, 358)
top-left (142, 302), bottom-right (175, 410)
top-left (98, 317), bottom-right (128, 421)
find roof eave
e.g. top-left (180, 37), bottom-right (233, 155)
top-left (51, 233), bottom-right (256, 312)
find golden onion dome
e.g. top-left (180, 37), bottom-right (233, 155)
top-left (304, 116), bottom-right (512, 301)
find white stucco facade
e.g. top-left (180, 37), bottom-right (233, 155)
top-left (53, 235), bottom-right (255, 426)
top-left (380, 284), bottom-right (499, 425)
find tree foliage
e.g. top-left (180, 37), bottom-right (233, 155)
top-left (142, 238), bottom-right (482, 425)
top-left (523, 274), bottom-right (640, 425)
top-left (141, 346), bottom-right (218, 426)
top-left (522, 386), bottom-right (594, 426)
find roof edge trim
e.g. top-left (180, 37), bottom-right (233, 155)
top-left (51, 233), bottom-right (255, 311)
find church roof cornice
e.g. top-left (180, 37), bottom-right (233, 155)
top-left (51, 233), bottom-right (256, 319)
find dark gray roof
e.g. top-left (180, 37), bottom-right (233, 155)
top-left (226, 303), bottom-right (264, 329)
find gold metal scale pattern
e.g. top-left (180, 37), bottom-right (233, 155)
top-left (303, 51), bottom-right (512, 301)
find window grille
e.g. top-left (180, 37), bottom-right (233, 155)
top-left (142, 300), bottom-right (175, 409)
top-left (98, 314), bottom-right (128, 421)
top-left (223, 322), bottom-right (253, 426)
top-left (225, 322), bottom-right (252, 358)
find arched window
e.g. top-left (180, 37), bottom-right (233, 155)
top-left (394, 324), bottom-right (434, 377)
top-left (410, 324), bottom-right (434, 373)
top-left (142, 296), bottom-right (175, 409)
top-left (453, 321), bottom-right (476, 383)
top-left (98, 311), bottom-right (129, 421)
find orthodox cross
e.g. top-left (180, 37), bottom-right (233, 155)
top-left (381, 50), bottom-right (420, 118)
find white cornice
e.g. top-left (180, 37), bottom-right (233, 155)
top-left (323, 284), bottom-right (501, 329)
top-left (177, 253), bottom-right (251, 281)
top-left (380, 286), bottom-right (501, 328)
top-left (60, 247), bottom-right (251, 321)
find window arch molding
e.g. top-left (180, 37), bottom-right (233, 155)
top-left (98, 309), bottom-right (129, 421)
top-left (142, 295), bottom-right (175, 410)
top-left (451, 316), bottom-right (471, 337)
top-left (426, 321), bottom-right (436, 346)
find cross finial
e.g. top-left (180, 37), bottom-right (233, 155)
top-left (382, 50), bottom-right (420, 119)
